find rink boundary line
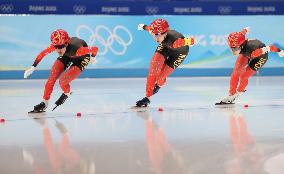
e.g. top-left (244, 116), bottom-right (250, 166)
top-left (1, 68), bottom-right (284, 79)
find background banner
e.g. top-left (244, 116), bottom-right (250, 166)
top-left (0, 1), bottom-right (283, 15)
top-left (1, 15), bottom-right (284, 72)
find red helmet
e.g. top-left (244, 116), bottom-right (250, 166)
top-left (149, 18), bottom-right (169, 35)
top-left (227, 32), bottom-right (246, 48)
top-left (50, 29), bottom-right (69, 46)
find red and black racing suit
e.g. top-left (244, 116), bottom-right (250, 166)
top-left (229, 39), bottom-right (268, 95)
top-left (32, 37), bottom-right (98, 100)
top-left (146, 30), bottom-right (189, 97)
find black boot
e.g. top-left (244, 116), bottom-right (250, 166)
top-left (153, 84), bottom-right (161, 95)
top-left (136, 97), bottom-right (150, 107)
top-left (53, 93), bottom-right (69, 111)
top-left (29, 102), bottom-right (47, 113)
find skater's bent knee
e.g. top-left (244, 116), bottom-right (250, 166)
top-left (59, 78), bottom-right (68, 87)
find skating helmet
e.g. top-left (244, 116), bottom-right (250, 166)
top-left (227, 32), bottom-right (246, 48)
top-left (149, 18), bottom-right (169, 35)
top-left (50, 29), bottom-right (69, 46)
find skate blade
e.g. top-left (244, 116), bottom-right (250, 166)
top-left (131, 106), bottom-right (149, 111)
top-left (131, 105), bottom-right (149, 108)
top-left (215, 102), bottom-right (235, 106)
top-left (28, 110), bottom-right (46, 114)
top-left (52, 105), bottom-right (58, 111)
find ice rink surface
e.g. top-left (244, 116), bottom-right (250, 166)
top-left (0, 76), bottom-right (284, 174)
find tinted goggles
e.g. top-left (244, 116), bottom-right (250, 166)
top-left (231, 47), bottom-right (241, 52)
top-left (54, 44), bottom-right (66, 49)
top-left (151, 31), bottom-right (166, 38)
top-left (153, 34), bottom-right (162, 38)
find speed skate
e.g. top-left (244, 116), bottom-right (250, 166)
top-left (215, 101), bottom-right (235, 105)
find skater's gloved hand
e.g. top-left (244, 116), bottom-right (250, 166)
top-left (278, 50), bottom-right (284, 57)
top-left (241, 27), bottom-right (250, 35)
top-left (24, 66), bottom-right (36, 79)
top-left (138, 24), bottom-right (145, 31)
top-left (244, 27), bottom-right (250, 33)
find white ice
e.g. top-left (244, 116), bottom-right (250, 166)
top-left (0, 76), bottom-right (284, 174)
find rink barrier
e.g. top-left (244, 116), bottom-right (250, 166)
top-left (1, 68), bottom-right (284, 79)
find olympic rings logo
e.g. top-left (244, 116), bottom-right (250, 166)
top-left (73, 5), bottom-right (86, 14)
top-left (0, 4), bottom-right (14, 13)
top-left (76, 25), bottom-right (133, 56)
top-left (145, 6), bottom-right (159, 15)
top-left (218, 6), bottom-right (232, 15)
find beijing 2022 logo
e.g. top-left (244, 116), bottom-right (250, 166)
top-left (76, 25), bottom-right (133, 56)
